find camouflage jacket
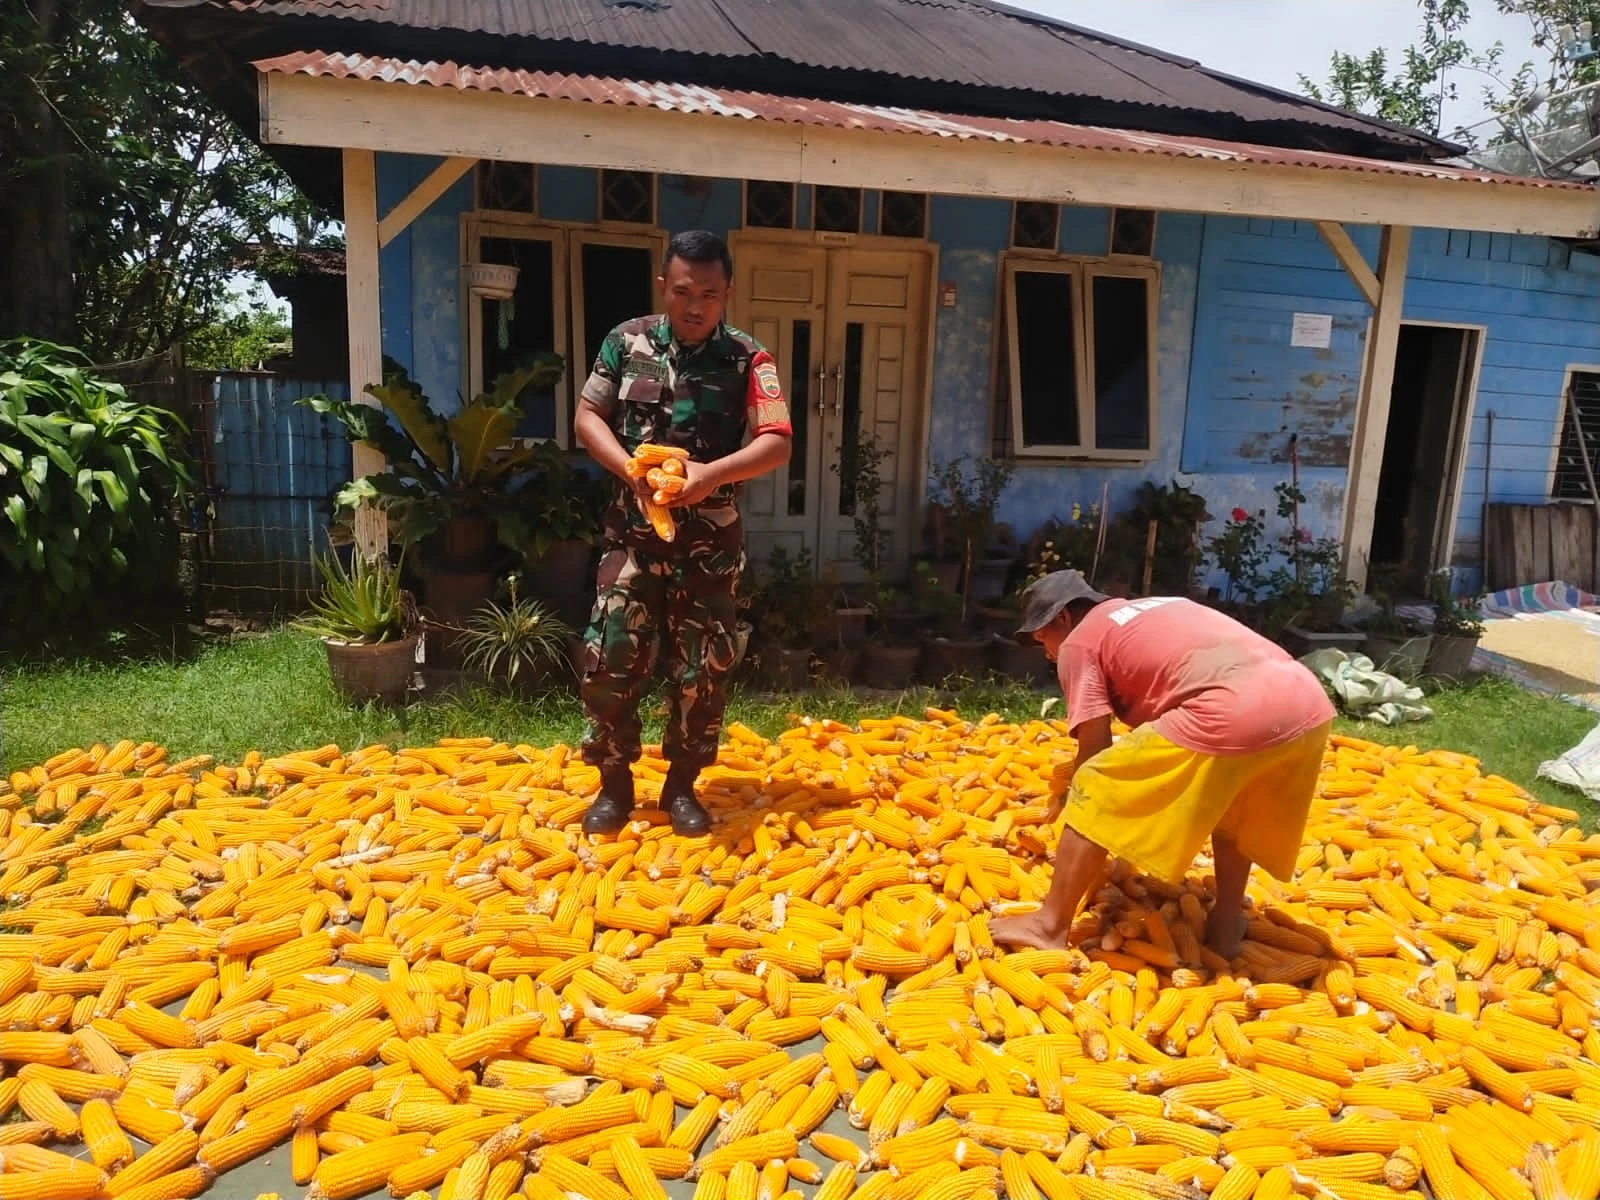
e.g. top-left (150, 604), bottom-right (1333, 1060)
top-left (580, 316), bottom-right (792, 542)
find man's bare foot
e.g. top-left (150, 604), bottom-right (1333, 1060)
top-left (1203, 911), bottom-right (1248, 959)
top-left (989, 909), bottom-right (1072, 951)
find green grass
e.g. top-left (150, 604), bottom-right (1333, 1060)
top-left (2, 628), bottom-right (1593, 823)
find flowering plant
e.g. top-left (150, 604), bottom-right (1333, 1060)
top-left (1204, 507), bottom-right (1269, 602)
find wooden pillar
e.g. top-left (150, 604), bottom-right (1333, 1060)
top-left (342, 147), bottom-right (388, 559)
top-left (1340, 224), bottom-right (1412, 592)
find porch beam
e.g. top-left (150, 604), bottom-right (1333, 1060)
top-left (1341, 224), bottom-right (1412, 591)
top-left (262, 72), bottom-right (1600, 238)
top-left (341, 146), bottom-right (388, 559)
top-left (1314, 220), bottom-right (1381, 307)
top-left (377, 155), bottom-right (477, 248)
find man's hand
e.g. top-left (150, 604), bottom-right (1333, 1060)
top-left (664, 460), bottom-right (721, 508)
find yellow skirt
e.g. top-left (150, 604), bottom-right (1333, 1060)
top-left (1062, 721), bottom-right (1331, 885)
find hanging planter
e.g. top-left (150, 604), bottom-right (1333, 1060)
top-left (463, 262), bottom-right (520, 301)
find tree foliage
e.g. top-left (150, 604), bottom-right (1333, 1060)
top-left (1300, 0), bottom-right (1600, 146)
top-left (0, 1), bottom-right (330, 364)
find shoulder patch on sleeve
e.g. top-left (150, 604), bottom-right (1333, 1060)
top-left (753, 359), bottom-right (782, 400)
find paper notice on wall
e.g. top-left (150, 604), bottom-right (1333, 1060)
top-left (1291, 312), bottom-right (1333, 348)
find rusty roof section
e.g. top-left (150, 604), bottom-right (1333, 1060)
top-left (256, 52), bottom-right (1598, 193)
top-left (137, 0), bottom-right (1458, 159)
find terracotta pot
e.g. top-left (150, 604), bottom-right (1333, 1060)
top-left (420, 567), bottom-right (496, 670)
top-left (527, 538), bottom-right (595, 591)
top-left (323, 634), bottom-right (419, 705)
top-left (862, 644), bottom-right (921, 690)
top-left (824, 607), bottom-right (872, 648)
top-left (974, 604), bottom-right (1019, 638)
top-left (990, 634), bottom-right (1055, 686)
top-left (1426, 633), bottom-right (1481, 682)
top-left (430, 512), bottom-right (496, 570)
top-left (1364, 632), bottom-right (1432, 679)
top-left (920, 635), bottom-right (991, 684)
top-left (775, 647), bottom-right (813, 691)
top-left (817, 645), bottom-right (862, 684)
top-left (968, 557), bottom-right (1013, 602)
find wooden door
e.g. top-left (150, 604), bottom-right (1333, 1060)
top-left (733, 241), bottom-right (930, 579)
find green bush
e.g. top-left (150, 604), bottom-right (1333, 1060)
top-left (0, 339), bottom-right (192, 634)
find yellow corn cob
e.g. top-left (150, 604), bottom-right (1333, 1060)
top-left (534, 1153), bottom-right (631, 1200)
top-left (692, 1129), bottom-right (799, 1179)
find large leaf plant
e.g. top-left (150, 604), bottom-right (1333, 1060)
top-left (299, 356), bottom-right (564, 551)
top-left (0, 338), bottom-right (192, 633)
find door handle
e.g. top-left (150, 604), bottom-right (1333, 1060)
top-left (815, 363), bottom-right (827, 416)
top-left (829, 365), bottom-right (843, 416)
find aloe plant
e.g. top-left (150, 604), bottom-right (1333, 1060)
top-left (298, 356), bottom-right (564, 550)
top-left (294, 546), bottom-right (416, 644)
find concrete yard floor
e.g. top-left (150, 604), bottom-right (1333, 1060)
top-left (1479, 610), bottom-right (1600, 707)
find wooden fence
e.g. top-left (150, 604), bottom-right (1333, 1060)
top-left (1483, 502), bottom-right (1596, 592)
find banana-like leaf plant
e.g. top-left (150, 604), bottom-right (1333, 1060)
top-left (298, 356), bottom-right (565, 550)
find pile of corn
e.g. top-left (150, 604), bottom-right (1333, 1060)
top-left (1, 712), bottom-right (1598, 1200)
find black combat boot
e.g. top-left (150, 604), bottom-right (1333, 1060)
top-left (581, 767), bottom-right (635, 835)
top-left (662, 763), bottom-right (712, 836)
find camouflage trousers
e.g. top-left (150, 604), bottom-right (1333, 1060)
top-left (579, 501), bottom-right (745, 775)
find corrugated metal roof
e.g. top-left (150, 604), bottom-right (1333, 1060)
top-left (255, 52), bottom-right (1597, 193)
top-left (140, 0), bottom-right (1450, 154)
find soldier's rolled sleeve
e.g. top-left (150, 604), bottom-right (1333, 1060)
top-left (580, 330), bottom-right (625, 417)
top-left (744, 349), bottom-right (793, 438)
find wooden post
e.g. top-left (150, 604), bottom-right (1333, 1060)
top-left (1142, 520), bottom-right (1158, 596)
top-left (343, 147), bottom-right (388, 560)
top-left (1341, 224), bottom-right (1412, 593)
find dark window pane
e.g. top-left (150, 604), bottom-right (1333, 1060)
top-left (814, 186), bottom-right (861, 234)
top-left (787, 321), bottom-right (811, 516)
top-left (1110, 208), bottom-right (1157, 257)
top-left (1012, 201), bottom-right (1058, 250)
top-left (480, 237), bottom-right (557, 439)
top-left (600, 170), bottom-right (654, 223)
top-left (578, 242), bottom-right (655, 443)
top-left (1013, 270), bottom-right (1078, 448)
top-left (745, 180), bottom-right (796, 229)
top-left (1554, 373), bottom-right (1600, 500)
top-left (1091, 274), bottom-right (1151, 451)
top-left (837, 323), bottom-right (864, 517)
top-left (478, 162), bottom-right (535, 212)
top-left (880, 191), bottom-right (927, 238)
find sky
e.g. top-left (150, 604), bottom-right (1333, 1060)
top-left (1009, 0), bottom-right (1541, 139)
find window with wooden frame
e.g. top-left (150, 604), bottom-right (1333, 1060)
top-left (1552, 371), bottom-right (1600, 500)
top-left (1011, 201), bottom-right (1059, 251)
top-left (813, 185), bottom-right (862, 234)
top-left (879, 191), bottom-right (928, 239)
top-left (598, 170), bottom-right (657, 224)
top-left (999, 256), bottom-right (1158, 459)
top-left (744, 180), bottom-right (797, 229)
top-left (1109, 207), bottom-right (1157, 257)
top-left (477, 162), bottom-right (537, 213)
top-left (466, 217), bottom-right (664, 448)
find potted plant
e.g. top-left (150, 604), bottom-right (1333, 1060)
top-left (927, 456), bottom-right (1016, 623)
top-left (457, 573), bottom-right (577, 694)
top-left (1427, 574), bottom-right (1485, 681)
top-left (860, 577), bottom-right (924, 689)
top-left (919, 560), bottom-right (991, 683)
top-left (828, 433), bottom-right (891, 644)
top-left (753, 545), bottom-right (817, 691)
top-left (294, 546), bottom-right (420, 705)
top-left (500, 441), bottom-right (610, 628)
top-left (1204, 505), bottom-right (1271, 626)
top-left (988, 541), bottom-right (1060, 686)
top-left (1361, 589), bottom-right (1432, 679)
top-left (1253, 483), bottom-right (1362, 655)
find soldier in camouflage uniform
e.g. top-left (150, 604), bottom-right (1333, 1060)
top-left (572, 231), bottom-right (793, 836)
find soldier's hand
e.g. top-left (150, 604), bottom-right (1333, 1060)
top-left (665, 460), bottom-right (719, 508)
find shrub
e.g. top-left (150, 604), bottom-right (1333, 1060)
top-left (0, 339), bottom-right (192, 635)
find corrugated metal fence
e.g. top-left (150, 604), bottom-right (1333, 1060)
top-left (190, 373), bottom-right (351, 613)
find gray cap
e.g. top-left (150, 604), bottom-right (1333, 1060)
top-left (1014, 569), bottom-right (1109, 642)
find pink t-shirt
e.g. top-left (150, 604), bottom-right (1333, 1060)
top-left (1059, 597), bottom-right (1335, 756)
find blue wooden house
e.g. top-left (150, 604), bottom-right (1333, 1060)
top-left (136, 0), bottom-right (1600, 594)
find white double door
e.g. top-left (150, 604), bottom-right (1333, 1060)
top-left (732, 240), bottom-right (931, 580)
